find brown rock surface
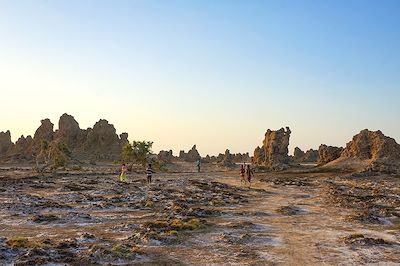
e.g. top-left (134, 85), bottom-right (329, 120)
top-left (293, 147), bottom-right (305, 162)
top-left (293, 147), bottom-right (319, 163)
top-left (79, 119), bottom-right (127, 160)
top-left (179, 145), bottom-right (201, 162)
top-left (254, 127), bottom-right (291, 170)
top-left (56, 113), bottom-right (83, 149)
top-left (338, 129), bottom-right (400, 173)
top-left (7, 135), bottom-right (34, 161)
top-left (318, 145), bottom-right (343, 165)
top-left (0, 114), bottom-right (129, 163)
top-left (232, 152), bottom-right (251, 163)
top-left (253, 146), bottom-right (265, 165)
top-left (220, 149), bottom-right (234, 167)
top-left (33, 119), bottom-right (54, 146)
top-left (0, 131), bottom-right (13, 156)
top-left (158, 150), bottom-right (175, 162)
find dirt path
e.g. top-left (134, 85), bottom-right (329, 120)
top-left (213, 173), bottom-right (400, 265)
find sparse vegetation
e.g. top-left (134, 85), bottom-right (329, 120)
top-left (6, 237), bottom-right (40, 249)
top-left (122, 140), bottom-right (153, 167)
top-left (35, 140), bottom-right (72, 172)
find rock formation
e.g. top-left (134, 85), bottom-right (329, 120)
top-left (33, 119), bottom-right (54, 146)
top-left (0, 114), bottom-right (129, 163)
top-left (293, 147), bottom-right (305, 162)
top-left (254, 127), bottom-right (291, 170)
top-left (158, 150), bottom-right (175, 162)
top-left (220, 149), bottom-right (234, 167)
top-left (339, 129), bottom-right (400, 173)
top-left (318, 145), bottom-right (343, 165)
top-left (179, 145), bottom-right (201, 162)
top-left (253, 146), bottom-right (265, 165)
top-left (304, 149), bottom-right (319, 162)
top-left (0, 131), bottom-right (13, 156)
top-left (56, 113), bottom-right (83, 150)
top-left (293, 147), bottom-right (319, 163)
top-left (7, 135), bottom-right (34, 161)
top-left (232, 152), bottom-right (251, 163)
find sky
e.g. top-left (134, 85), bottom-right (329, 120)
top-left (0, 0), bottom-right (399, 156)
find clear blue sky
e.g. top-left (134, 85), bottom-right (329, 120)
top-left (0, 0), bottom-right (399, 155)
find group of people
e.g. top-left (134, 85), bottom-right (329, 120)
top-left (119, 163), bottom-right (154, 184)
top-left (119, 161), bottom-right (254, 188)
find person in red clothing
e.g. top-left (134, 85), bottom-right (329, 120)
top-left (246, 164), bottom-right (254, 188)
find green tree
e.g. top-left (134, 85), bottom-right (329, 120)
top-left (122, 140), bottom-right (153, 167)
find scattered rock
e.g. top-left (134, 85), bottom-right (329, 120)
top-left (276, 205), bottom-right (305, 215)
top-left (31, 214), bottom-right (60, 223)
top-left (342, 233), bottom-right (395, 246)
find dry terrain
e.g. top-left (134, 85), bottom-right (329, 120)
top-left (0, 165), bottom-right (399, 265)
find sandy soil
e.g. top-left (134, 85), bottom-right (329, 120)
top-left (0, 166), bottom-right (399, 265)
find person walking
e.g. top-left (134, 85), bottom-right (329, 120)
top-left (246, 164), bottom-right (254, 188)
top-left (120, 163), bottom-right (128, 183)
top-left (146, 163), bottom-right (155, 184)
top-left (196, 159), bottom-right (201, 173)
top-left (240, 164), bottom-right (246, 185)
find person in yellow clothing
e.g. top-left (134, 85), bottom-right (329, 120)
top-left (120, 163), bottom-right (128, 182)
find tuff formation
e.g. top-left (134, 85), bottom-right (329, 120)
top-left (158, 150), bottom-right (175, 162)
top-left (338, 129), bottom-right (400, 173)
top-left (254, 127), bottom-right (291, 170)
top-left (0, 131), bottom-right (13, 155)
top-left (80, 119), bottom-right (128, 160)
top-left (0, 114), bottom-right (129, 163)
top-left (293, 147), bottom-right (319, 163)
top-left (179, 145), bottom-right (201, 162)
top-left (318, 145), bottom-right (343, 165)
top-left (56, 113), bottom-right (83, 150)
top-left (220, 149), bottom-right (234, 167)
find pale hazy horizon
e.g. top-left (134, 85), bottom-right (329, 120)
top-left (1, 0), bottom-right (399, 156)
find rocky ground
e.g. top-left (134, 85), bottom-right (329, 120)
top-left (0, 165), bottom-right (399, 265)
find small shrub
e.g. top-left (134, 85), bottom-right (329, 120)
top-left (166, 230), bottom-right (178, 236)
top-left (6, 236), bottom-right (40, 249)
top-left (111, 244), bottom-right (131, 254)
